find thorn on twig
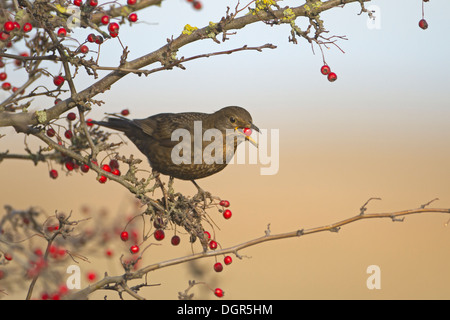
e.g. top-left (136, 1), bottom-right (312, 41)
top-left (420, 198), bottom-right (439, 209)
top-left (264, 223), bottom-right (271, 236)
top-left (390, 216), bottom-right (405, 222)
top-left (234, 250), bottom-right (251, 260)
top-left (329, 227), bottom-right (340, 233)
top-left (360, 197), bottom-right (382, 215)
top-left (296, 229), bottom-right (304, 236)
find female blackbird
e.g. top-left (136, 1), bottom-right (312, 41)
top-left (92, 106), bottom-right (259, 181)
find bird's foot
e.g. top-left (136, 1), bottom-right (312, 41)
top-left (193, 187), bottom-right (213, 207)
top-left (191, 180), bottom-right (217, 208)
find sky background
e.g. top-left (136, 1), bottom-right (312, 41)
top-left (1, 0), bottom-right (450, 299)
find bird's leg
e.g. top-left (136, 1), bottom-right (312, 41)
top-left (153, 170), bottom-right (168, 211)
top-left (191, 180), bottom-right (213, 208)
top-left (167, 176), bottom-right (175, 201)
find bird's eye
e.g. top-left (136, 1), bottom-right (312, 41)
top-left (229, 116), bottom-right (236, 123)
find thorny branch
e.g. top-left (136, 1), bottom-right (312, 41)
top-left (67, 199), bottom-right (450, 299)
top-left (0, 0), bottom-right (371, 128)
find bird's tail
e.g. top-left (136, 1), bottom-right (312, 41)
top-left (90, 117), bottom-right (133, 132)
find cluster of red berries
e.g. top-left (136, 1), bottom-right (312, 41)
top-left (47, 109), bottom-right (129, 182)
top-left (219, 199), bottom-right (232, 219)
top-left (39, 284), bottom-right (69, 300)
top-left (0, 20), bottom-right (33, 43)
top-left (186, 0), bottom-right (202, 10)
top-left (0, 37), bottom-right (30, 92)
top-left (213, 255), bottom-right (233, 273)
top-left (320, 65), bottom-right (337, 82)
top-left (0, 70), bottom-right (13, 91)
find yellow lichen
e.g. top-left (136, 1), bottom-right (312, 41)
top-left (35, 110), bottom-right (47, 124)
top-left (249, 0), bottom-right (276, 15)
top-left (282, 8), bottom-right (295, 22)
top-left (182, 24), bottom-right (198, 35)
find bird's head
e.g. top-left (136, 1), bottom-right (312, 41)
top-left (213, 106), bottom-right (260, 147)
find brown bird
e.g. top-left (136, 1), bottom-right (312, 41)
top-left (92, 106), bottom-right (259, 188)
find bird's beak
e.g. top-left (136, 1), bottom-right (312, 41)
top-left (235, 123), bottom-right (260, 148)
top-left (250, 123), bottom-right (260, 133)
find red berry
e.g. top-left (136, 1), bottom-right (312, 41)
top-left (64, 130), bottom-right (73, 139)
top-left (49, 169), bottom-right (58, 179)
top-left (87, 272), bottom-right (97, 282)
top-left (87, 33), bottom-right (96, 43)
top-left (130, 245), bottom-right (139, 254)
top-left (4, 21), bottom-right (14, 32)
top-left (67, 112), bottom-right (76, 121)
top-left (214, 288), bottom-right (224, 298)
top-left (127, 0), bottom-right (137, 4)
top-left (4, 253), bottom-right (12, 261)
top-left (53, 75), bottom-right (65, 86)
top-left (101, 15), bottom-right (110, 25)
top-left (109, 31), bottom-right (119, 38)
top-left (13, 22), bottom-right (20, 30)
top-left (57, 28), bottom-right (67, 37)
top-left (80, 164), bottom-right (89, 173)
top-left (102, 164), bottom-right (111, 172)
top-left (219, 200), bottom-right (230, 207)
top-left (0, 72), bottom-right (7, 81)
top-left (74, 0), bottom-right (83, 6)
top-left (95, 35), bottom-right (104, 44)
top-left (98, 175), bottom-right (107, 183)
top-left (213, 262), bottom-right (223, 272)
top-left (327, 72), bottom-right (337, 82)
top-left (154, 229), bottom-right (165, 241)
top-left (224, 255), bottom-right (232, 265)
top-left (243, 128), bottom-right (252, 137)
top-left (108, 22), bottom-right (119, 33)
top-left (128, 13), bottom-right (138, 22)
top-left (89, 0), bottom-right (98, 7)
top-left (193, 0), bottom-right (202, 10)
top-left (65, 161), bottom-right (75, 171)
top-left (171, 235), bottom-right (181, 246)
top-left (320, 65), bottom-right (331, 75)
top-left (204, 231), bottom-right (211, 240)
top-left (79, 45), bottom-right (89, 54)
top-left (209, 240), bottom-right (218, 250)
top-left (112, 169), bottom-right (121, 176)
top-left (23, 23), bottom-right (32, 33)
top-left (0, 32), bottom-right (9, 42)
top-left (109, 159), bottom-right (119, 169)
top-left (121, 109), bottom-right (130, 116)
top-left (223, 209), bottom-right (232, 219)
top-left (419, 19), bottom-right (428, 30)
top-left (46, 128), bottom-right (56, 137)
top-left (1, 82), bottom-right (11, 90)
top-left (86, 118), bottom-right (94, 126)
top-left (120, 231), bottom-right (129, 241)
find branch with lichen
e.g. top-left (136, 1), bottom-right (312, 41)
top-left (0, 0), bottom-right (371, 129)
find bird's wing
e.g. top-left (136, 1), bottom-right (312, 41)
top-left (133, 113), bottom-right (206, 148)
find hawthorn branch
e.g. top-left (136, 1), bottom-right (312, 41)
top-left (27, 129), bottom-right (166, 214)
top-left (0, 0), bottom-right (371, 128)
top-left (90, 43), bottom-right (277, 76)
top-left (68, 202), bottom-right (450, 299)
